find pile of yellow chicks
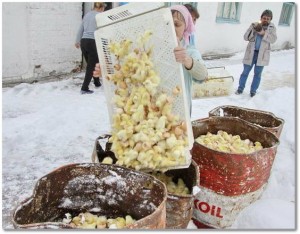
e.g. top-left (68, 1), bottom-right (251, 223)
top-left (107, 30), bottom-right (189, 171)
top-left (150, 172), bottom-right (190, 196)
top-left (62, 212), bottom-right (135, 229)
top-left (193, 76), bottom-right (232, 98)
top-left (195, 130), bottom-right (263, 154)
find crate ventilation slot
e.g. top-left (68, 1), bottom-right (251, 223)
top-left (101, 38), bottom-right (114, 75)
top-left (107, 10), bottom-right (133, 21)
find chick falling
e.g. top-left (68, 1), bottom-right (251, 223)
top-left (107, 30), bottom-right (189, 171)
top-left (195, 130), bottom-right (263, 154)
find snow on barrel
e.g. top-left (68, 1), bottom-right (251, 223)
top-left (12, 163), bottom-right (167, 229)
top-left (92, 134), bottom-right (200, 229)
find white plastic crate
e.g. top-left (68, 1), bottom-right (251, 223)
top-left (192, 67), bottom-right (234, 99)
top-left (94, 3), bottom-right (193, 170)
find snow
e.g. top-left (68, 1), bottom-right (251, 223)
top-left (2, 49), bottom-right (295, 230)
top-left (230, 199), bottom-right (295, 229)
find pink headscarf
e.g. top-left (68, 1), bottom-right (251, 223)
top-left (170, 5), bottom-right (195, 45)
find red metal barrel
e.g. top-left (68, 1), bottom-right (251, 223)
top-left (191, 117), bottom-right (279, 228)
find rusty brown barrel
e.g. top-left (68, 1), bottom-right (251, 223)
top-left (163, 160), bottom-right (199, 229)
top-left (12, 163), bottom-right (167, 229)
top-left (191, 117), bottom-right (279, 228)
top-left (92, 135), bottom-right (115, 164)
top-left (209, 105), bottom-right (284, 138)
top-left (92, 134), bottom-right (199, 229)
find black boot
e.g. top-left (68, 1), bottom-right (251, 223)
top-left (235, 90), bottom-right (243, 95)
top-left (94, 78), bottom-right (101, 87)
top-left (81, 89), bottom-right (94, 94)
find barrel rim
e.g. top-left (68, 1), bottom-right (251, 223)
top-left (191, 116), bottom-right (280, 155)
top-left (208, 105), bottom-right (285, 125)
top-left (12, 163), bottom-right (168, 229)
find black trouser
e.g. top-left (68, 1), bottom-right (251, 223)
top-left (80, 38), bottom-right (99, 91)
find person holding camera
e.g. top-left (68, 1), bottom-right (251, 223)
top-left (236, 10), bottom-right (277, 97)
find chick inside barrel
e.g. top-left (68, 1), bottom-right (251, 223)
top-left (195, 130), bottom-right (263, 154)
top-left (12, 163), bottom-right (167, 229)
top-left (61, 212), bottom-right (136, 229)
top-left (191, 116), bottom-right (280, 196)
top-left (105, 30), bottom-right (190, 171)
top-left (96, 142), bottom-right (193, 198)
top-left (94, 136), bottom-right (199, 229)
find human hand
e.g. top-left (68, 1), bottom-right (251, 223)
top-left (93, 63), bottom-right (102, 78)
top-left (256, 28), bottom-right (265, 36)
top-left (252, 22), bottom-right (262, 32)
top-left (75, 43), bottom-right (80, 49)
top-left (173, 46), bottom-right (193, 70)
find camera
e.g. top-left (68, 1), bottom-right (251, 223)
top-left (252, 22), bottom-right (263, 32)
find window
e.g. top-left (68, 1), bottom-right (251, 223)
top-left (216, 2), bottom-right (242, 23)
top-left (279, 2), bottom-right (294, 26)
top-left (165, 2), bottom-right (198, 9)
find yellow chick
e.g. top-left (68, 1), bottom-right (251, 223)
top-left (96, 216), bottom-right (107, 229)
top-left (155, 93), bottom-right (168, 108)
top-left (137, 30), bottom-right (153, 47)
top-left (83, 212), bottom-right (97, 224)
top-left (166, 134), bottom-right (177, 149)
top-left (125, 215), bottom-right (135, 226)
top-left (102, 157), bottom-right (113, 164)
top-left (107, 218), bottom-right (117, 229)
top-left (71, 216), bottom-right (82, 226)
top-left (155, 116), bottom-right (167, 130)
top-left (81, 222), bottom-right (96, 229)
top-left (115, 217), bottom-right (126, 228)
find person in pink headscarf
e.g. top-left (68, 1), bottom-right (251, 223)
top-left (171, 5), bottom-right (207, 114)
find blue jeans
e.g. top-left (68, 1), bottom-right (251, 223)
top-left (238, 51), bottom-right (264, 94)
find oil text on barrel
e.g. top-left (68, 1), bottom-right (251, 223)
top-left (194, 199), bottom-right (223, 218)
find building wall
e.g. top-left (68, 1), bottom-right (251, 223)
top-left (2, 2), bottom-right (295, 84)
top-left (3, 3), bottom-right (30, 81)
top-left (195, 2), bottom-right (295, 57)
top-left (2, 2), bottom-right (82, 84)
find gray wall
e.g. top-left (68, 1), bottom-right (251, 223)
top-left (2, 2), bottom-right (82, 84)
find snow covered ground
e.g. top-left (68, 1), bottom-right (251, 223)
top-left (2, 49), bottom-right (295, 229)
